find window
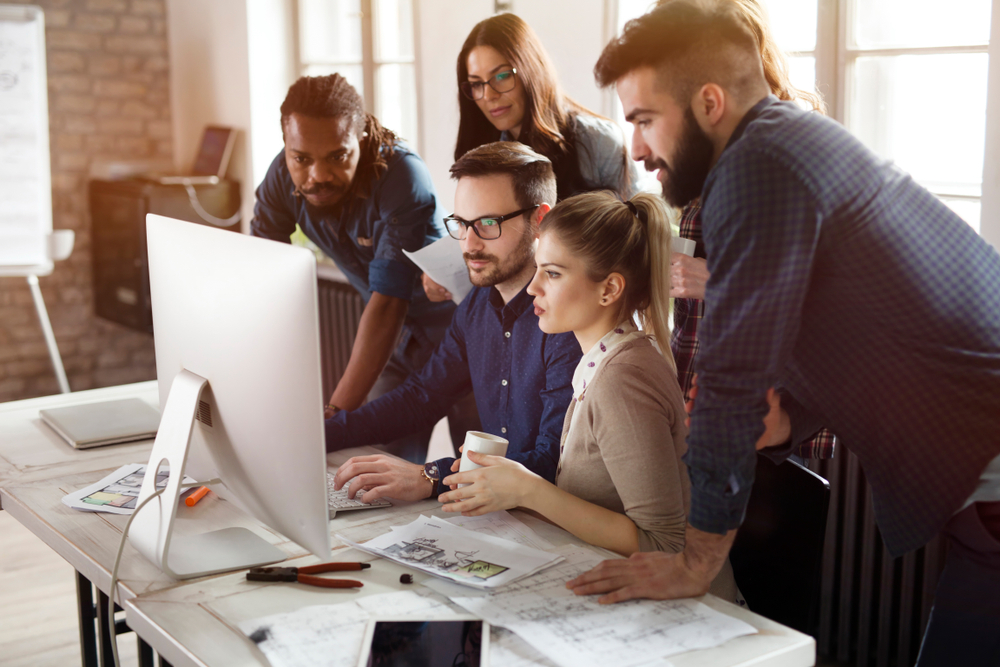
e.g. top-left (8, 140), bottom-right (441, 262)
top-left (841, 0), bottom-right (991, 232)
top-left (615, 0), bottom-right (994, 232)
top-left (297, 0), bottom-right (420, 151)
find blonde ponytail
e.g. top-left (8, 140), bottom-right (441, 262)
top-left (630, 192), bottom-right (677, 372)
top-left (540, 190), bottom-right (677, 370)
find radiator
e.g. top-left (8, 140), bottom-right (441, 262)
top-left (806, 453), bottom-right (948, 667)
top-left (316, 277), bottom-right (365, 400)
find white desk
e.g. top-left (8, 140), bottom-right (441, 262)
top-left (1, 383), bottom-right (816, 667)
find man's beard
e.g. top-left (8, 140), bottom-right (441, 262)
top-left (296, 181), bottom-right (348, 210)
top-left (463, 225), bottom-right (535, 288)
top-left (645, 106), bottom-right (715, 208)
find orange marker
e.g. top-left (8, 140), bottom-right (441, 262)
top-left (185, 486), bottom-right (210, 507)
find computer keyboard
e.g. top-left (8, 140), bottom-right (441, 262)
top-left (327, 471), bottom-right (393, 519)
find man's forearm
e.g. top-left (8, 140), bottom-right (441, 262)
top-left (330, 292), bottom-right (409, 410)
top-left (682, 524), bottom-right (737, 585)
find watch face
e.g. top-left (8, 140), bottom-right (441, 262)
top-left (425, 462), bottom-right (440, 480)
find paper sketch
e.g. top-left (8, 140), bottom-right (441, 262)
top-left (337, 515), bottom-right (563, 589)
top-left (383, 536), bottom-right (509, 581)
top-left (61, 463), bottom-right (195, 515)
top-left (402, 236), bottom-right (473, 304)
top-left (448, 546), bottom-right (756, 667)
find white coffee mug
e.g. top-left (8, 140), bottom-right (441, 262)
top-left (458, 431), bottom-right (509, 487)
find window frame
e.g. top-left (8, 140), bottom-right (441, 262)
top-left (293, 0), bottom-right (422, 151)
top-left (612, 0), bottom-right (998, 235)
top-left (817, 0), bottom-right (990, 209)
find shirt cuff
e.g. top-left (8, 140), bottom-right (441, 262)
top-left (324, 411), bottom-right (351, 453)
top-left (433, 457), bottom-right (458, 491)
top-left (368, 258), bottom-right (418, 301)
top-left (683, 447), bottom-right (756, 534)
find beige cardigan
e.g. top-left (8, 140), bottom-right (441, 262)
top-left (554, 337), bottom-right (738, 602)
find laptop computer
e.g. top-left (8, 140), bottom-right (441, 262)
top-left (40, 398), bottom-right (160, 449)
top-left (143, 126), bottom-right (237, 186)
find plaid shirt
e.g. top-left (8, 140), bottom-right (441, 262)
top-left (671, 201), bottom-right (836, 460)
top-left (687, 96), bottom-right (1000, 556)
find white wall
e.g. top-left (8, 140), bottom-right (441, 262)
top-left (166, 0), bottom-right (255, 229)
top-left (246, 0), bottom-right (297, 194)
top-left (981, 1), bottom-right (1000, 249)
top-left (414, 0), bottom-right (492, 209)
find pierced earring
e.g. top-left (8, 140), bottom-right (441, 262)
top-left (601, 298), bottom-right (608, 304)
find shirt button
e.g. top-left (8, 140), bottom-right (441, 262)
top-left (501, 379), bottom-right (508, 386)
top-left (501, 427), bottom-right (507, 434)
top-left (504, 331), bottom-right (511, 338)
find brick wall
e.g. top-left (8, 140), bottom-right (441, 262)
top-left (0, 0), bottom-right (172, 403)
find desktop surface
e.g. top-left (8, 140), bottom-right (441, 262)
top-left (0, 384), bottom-right (816, 667)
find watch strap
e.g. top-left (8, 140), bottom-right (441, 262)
top-left (422, 461), bottom-right (441, 498)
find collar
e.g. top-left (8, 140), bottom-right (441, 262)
top-left (571, 321), bottom-right (646, 407)
top-left (487, 280), bottom-right (534, 320)
top-left (723, 94), bottom-right (778, 153)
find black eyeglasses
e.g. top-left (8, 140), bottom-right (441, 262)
top-left (460, 68), bottom-right (518, 100)
top-left (444, 205), bottom-right (539, 241)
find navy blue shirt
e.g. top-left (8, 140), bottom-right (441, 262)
top-left (251, 143), bottom-right (455, 341)
top-left (325, 283), bottom-right (582, 482)
top-left (688, 95), bottom-right (1000, 556)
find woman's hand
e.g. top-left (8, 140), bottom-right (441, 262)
top-left (438, 451), bottom-right (536, 516)
top-left (422, 273), bottom-right (453, 302)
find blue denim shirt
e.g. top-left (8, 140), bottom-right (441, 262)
top-left (325, 283), bottom-right (582, 483)
top-left (251, 143), bottom-right (455, 347)
top-left (688, 96), bottom-right (1000, 556)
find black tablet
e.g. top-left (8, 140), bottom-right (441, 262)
top-left (356, 618), bottom-right (491, 667)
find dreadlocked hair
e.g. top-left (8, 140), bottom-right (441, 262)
top-left (280, 74), bottom-right (398, 201)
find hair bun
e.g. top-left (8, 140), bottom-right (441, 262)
top-left (625, 199), bottom-right (648, 225)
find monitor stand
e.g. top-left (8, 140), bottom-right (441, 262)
top-left (129, 369), bottom-right (285, 579)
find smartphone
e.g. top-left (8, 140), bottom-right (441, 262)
top-left (356, 617), bottom-right (490, 667)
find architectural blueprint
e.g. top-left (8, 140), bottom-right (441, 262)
top-left (444, 510), bottom-right (556, 551)
top-left (238, 589), bottom-right (459, 667)
top-left (447, 546), bottom-right (757, 667)
top-left (337, 515), bottom-right (563, 589)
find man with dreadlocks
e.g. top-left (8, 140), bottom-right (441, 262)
top-left (252, 74), bottom-right (474, 464)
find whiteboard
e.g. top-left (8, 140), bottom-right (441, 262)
top-left (0, 5), bottom-right (53, 277)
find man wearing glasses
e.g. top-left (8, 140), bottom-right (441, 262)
top-left (329, 142), bottom-right (582, 502)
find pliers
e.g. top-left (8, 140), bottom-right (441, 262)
top-left (246, 562), bottom-right (371, 588)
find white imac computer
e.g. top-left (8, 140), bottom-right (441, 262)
top-left (129, 214), bottom-right (331, 579)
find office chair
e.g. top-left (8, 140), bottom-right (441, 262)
top-left (729, 454), bottom-right (831, 636)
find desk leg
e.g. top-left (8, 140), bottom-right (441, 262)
top-left (76, 572), bottom-right (99, 667)
top-left (138, 636), bottom-right (155, 667)
top-left (97, 590), bottom-right (115, 667)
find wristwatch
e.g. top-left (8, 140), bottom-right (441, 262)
top-left (421, 461), bottom-right (441, 498)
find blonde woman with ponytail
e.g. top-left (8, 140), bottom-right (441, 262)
top-left (439, 190), bottom-right (738, 601)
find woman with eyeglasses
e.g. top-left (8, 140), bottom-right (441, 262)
top-left (437, 191), bottom-right (738, 603)
top-left (422, 13), bottom-right (642, 303)
top-left (456, 13), bottom-right (639, 202)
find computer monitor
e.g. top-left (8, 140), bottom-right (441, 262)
top-left (129, 214), bottom-right (331, 579)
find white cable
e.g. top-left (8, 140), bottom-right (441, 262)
top-left (183, 184), bottom-right (241, 227)
top-left (108, 480), bottom-right (209, 667)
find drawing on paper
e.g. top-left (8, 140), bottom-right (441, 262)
top-left (383, 538), bottom-right (509, 580)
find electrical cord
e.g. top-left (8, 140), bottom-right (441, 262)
top-left (183, 183), bottom-right (241, 227)
top-left (108, 480), bottom-right (211, 667)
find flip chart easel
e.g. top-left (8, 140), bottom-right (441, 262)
top-left (0, 5), bottom-right (74, 394)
